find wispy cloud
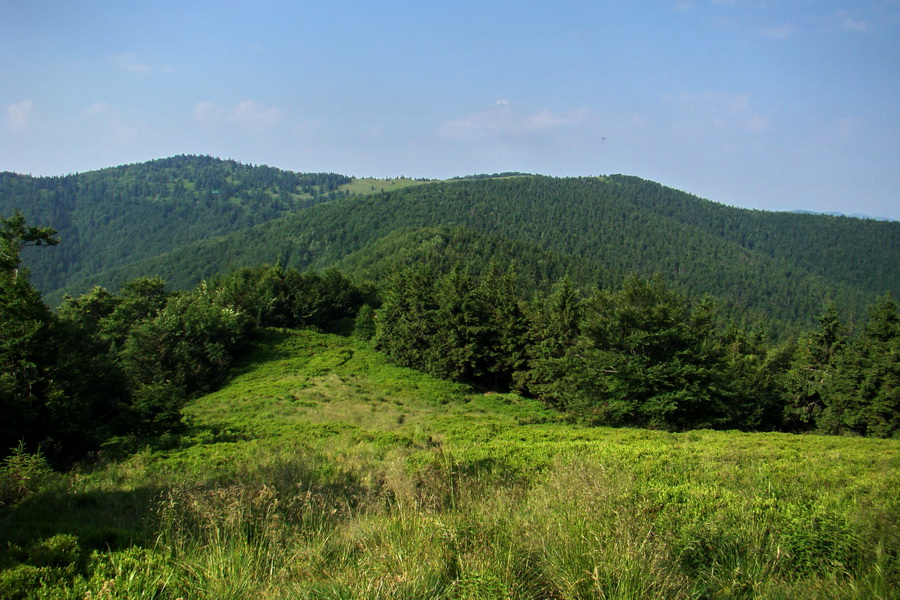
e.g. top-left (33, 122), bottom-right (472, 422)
top-left (114, 52), bottom-right (172, 74)
top-left (6, 100), bottom-right (34, 132)
top-left (194, 100), bottom-right (283, 131)
top-left (670, 92), bottom-right (769, 135)
top-left (840, 16), bottom-right (870, 33)
top-left (441, 100), bottom-right (589, 142)
top-left (83, 103), bottom-right (140, 142)
top-left (819, 10), bottom-right (875, 34)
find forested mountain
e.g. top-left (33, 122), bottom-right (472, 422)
top-left (0, 155), bottom-right (351, 295)
top-left (3, 160), bottom-right (900, 471)
top-left (2, 157), bottom-right (898, 329)
top-left (333, 226), bottom-right (610, 295)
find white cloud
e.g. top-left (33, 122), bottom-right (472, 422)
top-left (114, 52), bottom-right (173, 74)
top-left (115, 52), bottom-right (153, 73)
top-left (841, 17), bottom-right (870, 33)
top-left (233, 100), bottom-right (282, 130)
top-left (194, 100), bottom-right (283, 131)
top-left (671, 92), bottom-right (769, 135)
top-left (823, 11), bottom-right (873, 34)
top-left (85, 102), bottom-right (109, 116)
top-left (6, 99), bottom-right (33, 131)
top-left (441, 101), bottom-right (588, 142)
top-left (82, 102), bottom-right (140, 142)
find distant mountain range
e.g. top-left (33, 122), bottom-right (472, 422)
top-left (2, 155), bottom-right (898, 331)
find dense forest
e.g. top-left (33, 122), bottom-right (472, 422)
top-left (2, 157), bottom-right (898, 332)
top-left (2, 156), bottom-right (899, 466)
top-left (2, 209), bottom-right (898, 469)
top-left (0, 155), bottom-right (351, 296)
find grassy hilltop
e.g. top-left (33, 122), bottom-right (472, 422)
top-left (3, 328), bottom-right (898, 599)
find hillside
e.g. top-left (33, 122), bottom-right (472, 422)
top-left (0, 155), bottom-right (359, 294)
top-left (46, 174), bottom-right (898, 328)
top-left (3, 157), bottom-right (898, 328)
top-left (3, 328), bottom-right (898, 598)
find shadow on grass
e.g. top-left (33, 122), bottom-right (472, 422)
top-left (0, 483), bottom-right (164, 567)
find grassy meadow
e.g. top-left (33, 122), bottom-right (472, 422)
top-left (338, 177), bottom-right (433, 197)
top-left (2, 328), bottom-right (899, 599)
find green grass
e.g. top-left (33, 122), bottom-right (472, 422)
top-left (2, 328), bottom-right (899, 599)
top-left (339, 177), bottom-right (435, 197)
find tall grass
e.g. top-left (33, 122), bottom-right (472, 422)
top-left (2, 329), bottom-right (898, 599)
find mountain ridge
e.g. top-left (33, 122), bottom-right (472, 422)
top-left (2, 156), bottom-right (897, 329)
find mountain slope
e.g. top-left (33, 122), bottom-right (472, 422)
top-left (4, 157), bottom-right (897, 328)
top-left (0, 155), bottom-right (353, 293)
top-left (606, 175), bottom-right (899, 299)
top-left (41, 174), bottom-right (896, 328)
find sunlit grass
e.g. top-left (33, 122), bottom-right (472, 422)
top-left (339, 177), bottom-right (434, 197)
top-left (2, 328), bottom-right (898, 599)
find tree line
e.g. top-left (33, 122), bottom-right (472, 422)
top-left (372, 263), bottom-right (898, 436)
top-left (6, 165), bottom-right (897, 332)
top-left (51, 174), bottom-right (893, 334)
top-left (2, 212), bottom-right (897, 466)
top-left (1, 213), bottom-right (368, 465)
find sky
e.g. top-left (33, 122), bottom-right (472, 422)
top-left (2, 1), bottom-right (899, 219)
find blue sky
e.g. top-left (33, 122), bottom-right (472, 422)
top-left (3, 1), bottom-right (899, 218)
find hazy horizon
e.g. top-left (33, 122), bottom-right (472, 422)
top-left (3, 1), bottom-right (899, 219)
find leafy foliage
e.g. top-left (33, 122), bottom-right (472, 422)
top-left (373, 261), bottom-right (897, 435)
top-left (120, 293), bottom-right (248, 433)
top-left (814, 294), bottom-right (900, 437)
top-left (554, 275), bottom-right (736, 429)
top-left (2, 210), bottom-right (372, 463)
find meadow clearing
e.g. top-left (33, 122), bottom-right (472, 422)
top-left (2, 329), bottom-right (898, 599)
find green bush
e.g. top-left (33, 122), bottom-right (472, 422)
top-left (28, 534), bottom-right (85, 572)
top-left (0, 564), bottom-right (53, 600)
top-left (0, 443), bottom-right (53, 507)
top-left (0, 535), bottom-right (86, 600)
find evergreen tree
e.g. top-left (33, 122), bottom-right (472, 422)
top-left (516, 275), bottom-right (583, 405)
top-left (477, 264), bottom-right (529, 389)
top-left (0, 213), bottom-right (60, 456)
top-left (784, 303), bottom-right (847, 431)
top-left (819, 294), bottom-right (899, 437)
top-left (0, 211), bottom-right (58, 277)
top-left (554, 274), bottom-right (734, 429)
top-left (374, 266), bottom-right (440, 373)
top-left (718, 320), bottom-right (793, 430)
top-left (353, 304), bottom-right (376, 341)
top-left (0, 265), bottom-right (56, 455)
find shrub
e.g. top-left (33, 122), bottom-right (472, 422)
top-left (0, 443), bottom-right (53, 507)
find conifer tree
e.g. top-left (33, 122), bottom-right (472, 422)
top-left (819, 294), bottom-right (899, 437)
top-left (784, 302), bottom-right (847, 431)
top-left (517, 275), bottom-right (583, 405)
